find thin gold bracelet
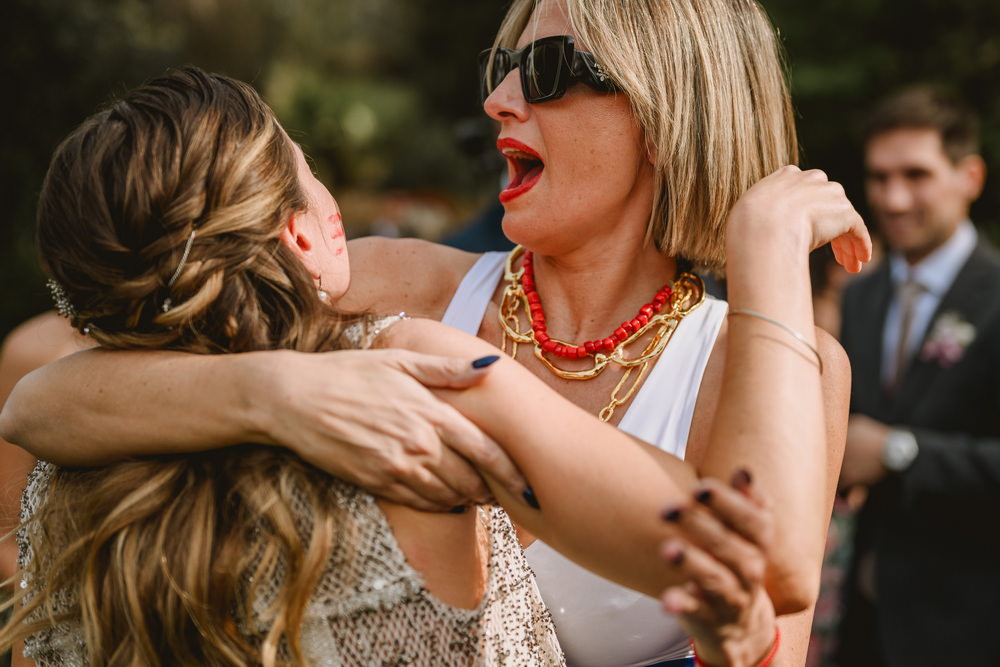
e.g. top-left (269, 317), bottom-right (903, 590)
top-left (728, 308), bottom-right (823, 374)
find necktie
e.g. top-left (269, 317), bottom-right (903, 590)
top-left (890, 274), bottom-right (925, 391)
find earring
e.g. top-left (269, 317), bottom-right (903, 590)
top-left (317, 275), bottom-right (330, 303)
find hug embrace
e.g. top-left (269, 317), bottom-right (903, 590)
top-left (0, 0), bottom-right (870, 665)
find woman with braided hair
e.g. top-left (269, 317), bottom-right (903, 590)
top-left (3, 0), bottom-right (872, 664)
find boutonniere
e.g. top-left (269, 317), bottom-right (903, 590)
top-left (918, 311), bottom-right (976, 368)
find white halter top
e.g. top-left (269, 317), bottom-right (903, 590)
top-left (442, 251), bottom-right (728, 667)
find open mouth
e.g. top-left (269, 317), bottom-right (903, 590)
top-left (498, 139), bottom-right (544, 203)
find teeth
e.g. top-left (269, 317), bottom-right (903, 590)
top-left (502, 147), bottom-right (538, 160)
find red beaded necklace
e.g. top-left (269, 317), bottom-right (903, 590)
top-left (498, 245), bottom-right (704, 422)
top-left (520, 249), bottom-right (675, 359)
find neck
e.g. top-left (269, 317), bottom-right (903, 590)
top-left (523, 241), bottom-right (678, 343)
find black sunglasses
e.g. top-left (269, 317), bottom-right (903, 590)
top-left (478, 35), bottom-right (620, 104)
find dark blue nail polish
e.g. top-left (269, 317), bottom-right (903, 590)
top-left (662, 507), bottom-right (683, 522)
top-left (522, 486), bottom-right (541, 510)
top-left (449, 505), bottom-right (468, 514)
top-left (472, 355), bottom-right (501, 369)
top-left (694, 489), bottom-right (713, 504)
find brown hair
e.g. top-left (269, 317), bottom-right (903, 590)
top-left (490, 0), bottom-right (798, 271)
top-left (862, 86), bottom-right (981, 164)
top-left (1, 67), bottom-right (361, 665)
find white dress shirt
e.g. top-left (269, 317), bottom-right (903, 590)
top-left (881, 220), bottom-right (977, 385)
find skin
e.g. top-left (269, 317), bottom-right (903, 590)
top-left (1, 2), bottom-right (874, 662)
top-left (840, 128), bottom-right (986, 491)
top-left (287, 149), bottom-right (869, 664)
top-left (0, 313), bottom-right (89, 667)
top-left (0, 314), bottom-right (89, 586)
top-left (349, 1), bottom-right (871, 662)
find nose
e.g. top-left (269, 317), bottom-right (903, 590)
top-left (484, 69), bottom-right (530, 123)
top-left (876, 177), bottom-right (914, 215)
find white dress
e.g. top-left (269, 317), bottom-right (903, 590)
top-left (17, 317), bottom-right (565, 667)
top-left (442, 252), bottom-right (727, 667)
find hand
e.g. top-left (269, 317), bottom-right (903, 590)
top-left (255, 348), bottom-right (527, 512)
top-left (660, 471), bottom-right (777, 667)
top-left (839, 414), bottom-right (891, 490)
top-left (728, 165), bottom-right (872, 274)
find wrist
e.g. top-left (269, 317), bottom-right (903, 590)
top-left (881, 428), bottom-right (919, 473)
top-left (726, 203), bottom-right (813, 259)
top-left (691, 590), bottom-right (778, 667)
top-left (232, 350), bottom-right (292, 448)
top-left (694, 627), bottom-right (780, 667)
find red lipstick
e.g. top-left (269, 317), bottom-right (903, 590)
top-left (497, 138), bottom-right (544, 203)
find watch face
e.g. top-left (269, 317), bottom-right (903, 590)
top-left (883, 431), bottom-right (918, 471)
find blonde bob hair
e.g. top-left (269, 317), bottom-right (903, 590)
top-left (491, 0), bottom-right (798, 271)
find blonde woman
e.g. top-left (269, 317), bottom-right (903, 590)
top-left (0, 65), bottom-right (854, 667)
top-left (2, 0), bottom-right (871, 664)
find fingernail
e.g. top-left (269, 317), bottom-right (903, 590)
top-left (732, 468), bottom-right (752, 489)
top-left (694, 489), bottom-right (713, 505)
top-left (522, 486), bottom-right (541, 510)
top-left (472, 355), bottom-right (501, 369)
top-left (662, 541), bottom-right (686, 565)
top-left (661, 507), bottom-right (683, 522)
top-left (449, 505), bottom-right (468, 514)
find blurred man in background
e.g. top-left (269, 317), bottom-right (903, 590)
top-left (836, 87), bottom-right (1000, 666)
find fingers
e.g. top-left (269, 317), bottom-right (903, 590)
top-left (396, 350), bottom-right (500, 389)
top-left (396, 350), bottom-right (529, 501)
top-left (693, 476), bottom-right (773, 549)
top-left (661, 581), bottom-right (701, 615)
top-left (441, 424), bottom-right (528, 504)
top-left (426, 396), bottom-right (526, 502)
top-left (661, 471), bottom-right (772, 591)
top-left (662, 502), bottom-right (767, 592)
top-left (376, 482), bottom-right (453, 513)
top-left (430, 445), bottom-right (494, 505)
top-left (659, 537), bottom-right (752, 616)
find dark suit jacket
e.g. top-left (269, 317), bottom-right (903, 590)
top-left (837, 238), bottom-right (1000, 666)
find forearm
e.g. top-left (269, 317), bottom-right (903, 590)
top-left (772, 607), bottom-right (814, 667)
top-left (387, 319), bottom-right (699, 597)
top-left (0, 349), bottom-right (274, 464)
top-left (711, 228), bottom-right (831, 611)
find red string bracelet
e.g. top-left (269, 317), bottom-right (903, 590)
top-left (692, 627), bottom-right (780, 667)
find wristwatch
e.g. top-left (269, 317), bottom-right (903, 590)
top-left (881, 429), bottom-right (919, 472)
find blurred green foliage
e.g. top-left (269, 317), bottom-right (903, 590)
top-left (1, 0), bottom-right (998, 339)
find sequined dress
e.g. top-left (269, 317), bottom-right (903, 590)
top-left (17, 317), bottom-right (565, 666)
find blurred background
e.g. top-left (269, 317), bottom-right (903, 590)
top-left (1, 0), bottom-right (999, 339)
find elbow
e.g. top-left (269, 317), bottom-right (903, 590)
top-left (0, 400), bottom-right (23, 448)
top-left (766, 563), bottom-right (820, 615)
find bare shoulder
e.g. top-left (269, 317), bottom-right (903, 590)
top-left (343, 237), bottom-right (482, 319)
top-left (1, 312), bottom-right (90, 379)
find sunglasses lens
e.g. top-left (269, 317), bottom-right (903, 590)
top-left (524, 41), bottom-right (566, 101)
top-left (480, 50), bottom-right (509, 100)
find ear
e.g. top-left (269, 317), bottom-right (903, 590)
top-left (956, 154), bottom-right (987, 201)
top-left (279, 214), bottom-right (320, 279)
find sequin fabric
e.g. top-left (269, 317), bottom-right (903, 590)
top-left (17, 316), bottom-right (564, 666)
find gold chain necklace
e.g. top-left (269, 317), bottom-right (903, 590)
top-left (497, 245), bottom-right (705, 422)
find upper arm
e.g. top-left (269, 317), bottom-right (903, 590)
top-left (340, 237), bottom-right (480, 319)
